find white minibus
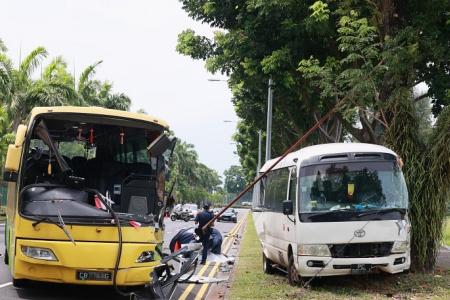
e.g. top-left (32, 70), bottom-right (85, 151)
top-left (252, 143), bottom-right (410, 283)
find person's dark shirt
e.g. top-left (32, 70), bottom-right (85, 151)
top-left (195, 210), bottom-right (214, 229)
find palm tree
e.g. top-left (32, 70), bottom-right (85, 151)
top-left (77, 62), bottom-right (131, 111)
top-left (0, 47), bottom-right (78, 130)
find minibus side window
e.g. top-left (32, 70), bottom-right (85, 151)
top-left (264, 168), bottom-right (290, 212)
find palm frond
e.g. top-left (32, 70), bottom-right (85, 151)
top-left (78, 60), bottom-right (102, 93)
top-left (19, 47), bottom-right (48, 80)
top-left (0, 38), bottom-right (7, 52)
top-left (43, 56), bottom-right (66, 81)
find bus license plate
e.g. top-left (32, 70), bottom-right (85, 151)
top-left (351, 264), bottom-right (371, 274)
top-left (76, 270), bottom-right (112, 281)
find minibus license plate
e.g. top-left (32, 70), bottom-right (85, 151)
top-left (76, 270), bottom-right (112, 281)
top-left (351, 264), bottom-right (371, 274)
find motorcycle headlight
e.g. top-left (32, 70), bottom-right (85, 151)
top-left (21, 246), bottom-right (58, 261)
top-left (298, 244), bottom-right (331, 257)
top-left (391, 241), bottom-right (409, 253)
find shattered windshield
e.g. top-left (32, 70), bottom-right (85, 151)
top-left (21, 116), bottom-right (173, 224)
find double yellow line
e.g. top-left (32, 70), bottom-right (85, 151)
top-left (178, 213), bottom-right (248, 300)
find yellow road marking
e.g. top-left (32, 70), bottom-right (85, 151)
top-left (178, 215), bottom-right (246, 300)
top-left (194, 213), bottom-right (248, 300)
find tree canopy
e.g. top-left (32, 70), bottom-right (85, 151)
top-left (177, 0), bottom-right (450, 271)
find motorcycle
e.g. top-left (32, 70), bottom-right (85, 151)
top-left (170, 209), bottom-right (191, 222)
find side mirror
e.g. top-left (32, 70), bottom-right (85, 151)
top-left (282, 200), bottom-right (293, 215)
top-left (3, 144), bottom-right (21, 182)
top-left (15, 124), bottom-right (28, 146)
top-left (3, 124), bottom-right (27, 182)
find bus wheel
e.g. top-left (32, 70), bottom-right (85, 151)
top-left (287, 254), bottom-right (301, 285)
top-left (263, 252), bottom-right (275, 274)
top-left (3, 249), bottom-right (8, 265)
top-left (13, 278), bottom-right (30, 288)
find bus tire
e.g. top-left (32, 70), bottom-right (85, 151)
top-left (263, 252), bottom-right (275, 274)
top-left (13, 278), bottom-right (29, 288)
top-left (287, 253), bottom-right (301, 285)
top-left (3, 249), bottom-right (8, 265)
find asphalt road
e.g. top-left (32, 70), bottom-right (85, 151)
top-left (0, 208), bottom-right (248, 300)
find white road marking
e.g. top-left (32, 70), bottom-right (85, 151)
top-left (0, 282), bottom-right (12, 289)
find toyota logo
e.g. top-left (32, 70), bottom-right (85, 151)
top-left (354, 229), bottom-right (366, 238)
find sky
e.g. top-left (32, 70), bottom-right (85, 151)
top-left (0, 0), bottom-right (239, 177)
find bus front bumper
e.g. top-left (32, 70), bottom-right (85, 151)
top-left (297, 253), bottom-right (410, 277)
top-left (14, 239), bottom-right (160, 286)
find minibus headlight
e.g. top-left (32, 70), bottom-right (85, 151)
top-left (391, 241), bottom-right (409, 253)
top-left (136, 251), bottom-right (155, 263)
top-left (298, 244), bottom-right (331, 257)
top-left (21, 246), bottom-right (58, 261)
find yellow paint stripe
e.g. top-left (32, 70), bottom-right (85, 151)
top-left (178, 215), bottom-right (246, 300)
top-left (194, 214), bottom-right (248, 300)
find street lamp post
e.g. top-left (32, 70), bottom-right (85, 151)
top-left (265, 78), bottom-right (273, 162)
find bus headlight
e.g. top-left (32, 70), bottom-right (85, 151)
top-left (136, 251), bottom-right (155, 263)
top-left (391, 241), bottom-right (409, 253)
top-left (298, 244), bottom-right (331, 257)
top-left (21, 246), bottom-right (58, 261)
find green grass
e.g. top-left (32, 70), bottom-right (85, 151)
top-left (229, 213), bottom-right (450, 300)
top-left (444, 216), bottom-right (450, 246)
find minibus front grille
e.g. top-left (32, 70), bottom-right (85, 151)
top-left (329, 242), bottom-right (393, 258)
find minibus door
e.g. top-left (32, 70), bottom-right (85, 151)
top-left (283, 167), bottom-right (297, 260)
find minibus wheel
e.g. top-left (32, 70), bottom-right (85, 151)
top-left (287, 254), bottom-right (301, 285)
top-left (263, 252), bottom-right (275, 274)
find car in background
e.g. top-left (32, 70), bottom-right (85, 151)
top-left (241, 201), bottom-right (252, 206)
top-left (217, 208), bottom-right (238, 223)
top-left (182, 203), bottom-right (198, 219)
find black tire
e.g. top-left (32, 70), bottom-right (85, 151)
top-left (287, 253), bottom-right (301, 285)
top-left (233, 219), bottom-right (237, 223)
top-left (4, 249), bottom-right (8, 265)
top-left (183, 216), bottom-right (190, 222)
top-left (263, 252), bottom-right (275, 274)
top-left (170, 215), bottom-right (176, 221)
top-left (13, 278), bottom-right (30, 288)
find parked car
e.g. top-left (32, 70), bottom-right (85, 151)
top-left (241, 201), bottom-right (252, 206)
top-left (217, 208), bottom-right (238, 223)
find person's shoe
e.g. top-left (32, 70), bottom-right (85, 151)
top-left (200, 260), bottom-right (206, 265)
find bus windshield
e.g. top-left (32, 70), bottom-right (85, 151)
top-left (299, 161), bottom-right (408, 214)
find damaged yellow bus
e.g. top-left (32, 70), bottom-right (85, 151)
top-left (3, 106), bottom-right (176, 289)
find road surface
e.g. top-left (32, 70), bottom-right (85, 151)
top-left (0, 208), bottom-right (248, 300)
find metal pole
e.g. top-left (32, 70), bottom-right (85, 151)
top-left (265, 78), bottom-right (273, 162)
top-left (257, 130), bottom-right (262, 173)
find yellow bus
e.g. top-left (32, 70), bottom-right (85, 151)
top-left (3, 106), bottom-right (175, 289)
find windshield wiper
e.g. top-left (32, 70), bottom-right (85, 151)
top-left (32, 209), bottom-right (76, 245)
top-left (357, 208), bottom-right (405, 218)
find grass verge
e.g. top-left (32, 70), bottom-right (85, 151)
top-left (444, 216), bottom-right (450, 246)
top-left (229, 213), bottom-right (450, 300)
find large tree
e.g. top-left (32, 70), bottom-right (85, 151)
top-left (176, 0), bottom-right (450, 271)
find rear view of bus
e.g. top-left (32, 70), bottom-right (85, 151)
top-left (3, 107), bottom-right (175, 287)
top-left (254, 143), bottom-right (410, 280)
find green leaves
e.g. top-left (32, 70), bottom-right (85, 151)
top-left (176, 29), bottom-right (214, 60)
top-left (309, 1), bottom-right (330, 23)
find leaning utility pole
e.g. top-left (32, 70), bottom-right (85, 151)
top-left (265, 78), bottom-right (274, 162)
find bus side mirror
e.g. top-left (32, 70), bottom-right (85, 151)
top-left (283, 200), bottom-right (293, 215)
top-left (3, 124), bottom-right (27, 182)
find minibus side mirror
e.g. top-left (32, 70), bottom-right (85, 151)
top-left (282, 200), bottom-right (293, 215)
top-left (3, 124), bottom-right (27, 182)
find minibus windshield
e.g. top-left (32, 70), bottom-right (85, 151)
top-left (299, 161), bottom-right (407, 220)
